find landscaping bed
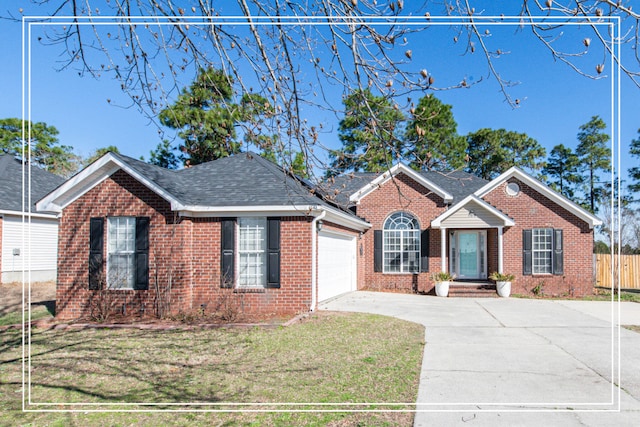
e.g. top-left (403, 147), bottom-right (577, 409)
top-left (0, 311), bottom-right (424, 426)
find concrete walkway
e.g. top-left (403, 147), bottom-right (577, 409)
top-left (319, 292), bottom-right (640, 426)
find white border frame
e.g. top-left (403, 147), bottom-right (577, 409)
top-left (21, 13), bottom-right (621, 415)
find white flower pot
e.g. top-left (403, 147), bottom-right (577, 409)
top-left (496, 281), bottom-right (511, 298)
top-left (435, 281), bottom-right (450, 297)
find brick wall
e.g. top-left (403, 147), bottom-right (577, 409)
top-left (189, 216), bottom-right (313, 318)
top-left (56, 170), bottom-right (315, 320)
top-left (356, 173), bottom-right (448, 293)
top-left (482, 178), bottom-right (594, 296)
top-left (55, 170), bottom-right (190, 320)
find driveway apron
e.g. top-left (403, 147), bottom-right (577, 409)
top-left (319, 291), bottom-right (640, 426)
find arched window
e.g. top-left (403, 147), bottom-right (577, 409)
top-left (383, 212), bottom-right (420, 273)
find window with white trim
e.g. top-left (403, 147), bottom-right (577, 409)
top-left (383, 212), bottom-right (420, 273)
top-left (107, 217), bottom-right (136, 289)
top-left (532, 228), bottom-right (553, 274)
top-left (238, 217), bottom-right (267, 287)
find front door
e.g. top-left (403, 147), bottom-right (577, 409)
top-left (450, 231), bottom-right (487, 280)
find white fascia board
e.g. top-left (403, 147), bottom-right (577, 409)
top-left (36, 153), bottom-right (184, 213)
top-left (348, 163), bottom-right (453, 203)
top-left (0, 210), bottom-right (58, 220)
top-left (474, 167), bottom-right (603, 229)
top-left (321, 205), bottom-right (371, 232)
top-left (431, 195), bottom-right (515, 228)
top-left (179, 205), bottom-right (319, 218)
top-left (179, 204), bottom-right (371, 232)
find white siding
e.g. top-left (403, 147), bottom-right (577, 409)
top-left (440, 201), bottom-right (505, 228)
top-left (1, 214), bottom-right (58, 273)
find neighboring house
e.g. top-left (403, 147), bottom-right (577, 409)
top-left (0, 154), bottom-right (65, 283)
top-left (37, 152), bottom-right (601, 320)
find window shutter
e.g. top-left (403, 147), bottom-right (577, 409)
top-left (89, 217), bottom-right (104, 290)
top-left (221, 219), bottom-right (236, 288)
top-left (134, 217), bottom-right (150, 290)
top-left (266, 217), bottom-right (281, 288)
top-left (523, 229), bottom-right (532, 275)
top-left (374, 230), bottom-right (382, 272)
top-left (420, 229), bottom-right (429, 272)
top-left (553, 229), bottom-right (563, 275)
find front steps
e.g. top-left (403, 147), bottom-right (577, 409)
top-left (447, 282), bottom-right (498, 298)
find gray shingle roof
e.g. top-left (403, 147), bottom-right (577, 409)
top-left (0, 154), bottom-right (65, 213)
top-left (322, 169), bottom-right (488, 208)
top-left (110, 152), bottom-right (342, 210)
top-left (420, 170), bottom-right (488, 203)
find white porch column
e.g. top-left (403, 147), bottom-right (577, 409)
top-left (497, 226), bottom-right (504, 274)
top-left (441, 227), bottom-right (447, 272)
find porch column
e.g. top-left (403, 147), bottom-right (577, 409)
top-left (441, 227), bottom-right (447, 272)
top-left (497, 226), bottom-right (504, 273)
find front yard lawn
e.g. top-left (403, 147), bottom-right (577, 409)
top-left (0, 311), bottom-right (424, 426)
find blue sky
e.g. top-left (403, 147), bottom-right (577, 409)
top-left (0, 2), bottom-right (637, 198)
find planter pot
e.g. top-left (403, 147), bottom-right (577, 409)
top-left (496, 281), bottom-right (511, 298)
top-left (435, 281), bottom-right (450, 297)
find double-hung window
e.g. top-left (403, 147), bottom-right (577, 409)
top-left (238, 217), bottom-right (268, 287)
top-left (220, 217), bottom-right (280, 289)
top-left (523, 228), bottom-right (563, 276)
top-left (107, 217), bottom-right (136, 289)
top-left (532, 228), bottom-right (553, 274)
top-left (383, 212), bottom-right (421, 273)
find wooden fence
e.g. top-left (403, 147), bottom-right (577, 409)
top-left (595, 254), bottom-right (640, 290)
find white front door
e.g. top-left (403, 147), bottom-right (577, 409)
top-left (450, 231), bottom-right (487, 280)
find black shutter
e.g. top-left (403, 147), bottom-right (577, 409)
top-left (266, 218), bottom-right (281, 288)
top-left (553, 229), bottom-right (564, 275)
top-left (523, 229), bottom-right (532, 276)
top-left (134, 217), bottom-right (150, 290)
top-left (420, 229), bottom-right (429, 272)
top-left (221, 219), bottom-right (236, 288)
top-left (374, 230), bottom-right (383, 272)
top-left (88, 217), bottom-right (104, 290)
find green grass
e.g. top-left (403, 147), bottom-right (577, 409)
top-left (0, 311), bottom-right (424, 426)
top-left (512, 290), bottom-right (640, 303)
top-left (0, 304), bottom-right (53, 326)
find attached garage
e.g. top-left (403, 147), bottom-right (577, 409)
top-left (317, 230), bottom-right (357, 302)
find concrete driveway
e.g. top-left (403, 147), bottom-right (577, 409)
top-left (319, 292), bottom-right (640, 426)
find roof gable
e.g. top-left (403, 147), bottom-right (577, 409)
top-left (348, 163), bottom-right (454, 204)
top-left (36, 152), bottom-right (370, 231)
top-left (475, 167), bottom-right (602, 229)
top-left (431, 195), bottom-right (515, 228)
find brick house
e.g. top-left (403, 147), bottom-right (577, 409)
top-left (0, 154), bottom-right (64, 283)
top-left (37, 152), bottom-right (601, 320)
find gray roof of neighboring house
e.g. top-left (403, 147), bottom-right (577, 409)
top-left (0, 154), bottom-right (66, 213)
top-left (323, 169), bottom-right (489, 208)
top-left (110, 152), bottom-right (344, 210)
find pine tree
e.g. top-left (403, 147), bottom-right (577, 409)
top-left (405, 94), bottom-right (467, 171)
top-left (576, 116), bottom-right (611, 213)
top-left (328, 88), bottom-right (405, 176)
top-left (465, 128), bottom-right (546, 179)
top-left (543, 144), bottom-right (582, 199)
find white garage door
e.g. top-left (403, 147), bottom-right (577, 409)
top-left (318, 230), bottom-right (357, 302)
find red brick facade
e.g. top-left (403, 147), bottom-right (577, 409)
top-left (55, 170), bottom-right (314, 320)
top-left (55, 167), bottom-right (596, 320)
top-left (482, 178), bottom-right (595, 296)
top-left (353, 173), bottom-right (595, 297)
top-left (356, 174), bottom-right (448, 294)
